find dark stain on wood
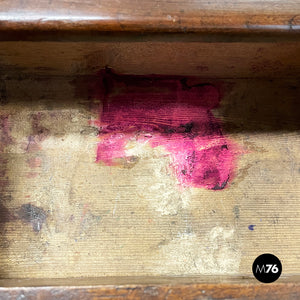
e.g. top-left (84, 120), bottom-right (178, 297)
top-left (0, 79), bottom-right (7, 105)
top-left (212, 175), bottom-right (230, 191)
top-left (31, 112), bottom-right (50, 142)
top-left (0, 202), bottom-right (14, 224)
top-left (17, 204), bottom-right (47, 232)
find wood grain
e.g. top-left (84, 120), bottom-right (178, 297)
top-left (0, 41), bottom-right (299, 78)
top-left (0, 276), bottom-right (300, 299)
top-left (0, 76), bottom-right (299, 280)
top-left (0, 0), bottom-right (299, 34)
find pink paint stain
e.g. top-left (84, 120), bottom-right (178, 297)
top-left (26, 172), bottom-right (39, 179)
top-left (27, 157), bottom-right (42, 168)
top-left (94, 69), bottom-right (238, 190)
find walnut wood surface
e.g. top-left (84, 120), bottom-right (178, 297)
top-left (0, 0), bottom-right (299, 35)
top-left (0, 41), bottom-right (300, 78)
top-left (0, 276), bottom-right (300, 299)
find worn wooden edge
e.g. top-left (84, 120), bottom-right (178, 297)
top-left (0, 13), bottom-right (299, 37)
top-left (1, 1), bottom-right (300, 42)
top-left (0, 18), bottom-right (299, 42)
top-left (0, 276), bottom-right (299, 299)
top-left (1, 275), bottom-right (300, 287)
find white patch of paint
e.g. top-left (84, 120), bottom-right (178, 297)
top-left (125, 139), bottom-right (191, 215)
top-left (156, 226), bottom-right (240, 274)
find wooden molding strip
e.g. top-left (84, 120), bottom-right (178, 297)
top-left (0, 0), bottom-right (299, 34)
top-left (0, 276), bottom-right (300, 299)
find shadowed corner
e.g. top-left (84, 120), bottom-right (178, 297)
top-left (219, 79), bottom-right (300, 133)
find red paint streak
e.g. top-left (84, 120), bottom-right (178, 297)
top-left (95, 69), bottom-right (238, 190)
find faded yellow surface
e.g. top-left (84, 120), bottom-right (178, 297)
top-left (0, 76), bottom-right (299, 279)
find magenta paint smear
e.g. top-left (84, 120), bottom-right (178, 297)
top-left (94, 69), bottom-right (238, 190)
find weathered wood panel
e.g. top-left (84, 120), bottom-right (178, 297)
top-left (0, 276), bottom-right (300, 299)
top-left (0, 42), bottom-right (300, 78)
top-left (0, 74), bottom-right (299, 279)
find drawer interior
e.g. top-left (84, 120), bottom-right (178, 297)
top-left (0, 40), bottom-right (299, 294)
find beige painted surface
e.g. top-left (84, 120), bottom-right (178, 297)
top-left (0, 76), bottom-right (299, 278)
